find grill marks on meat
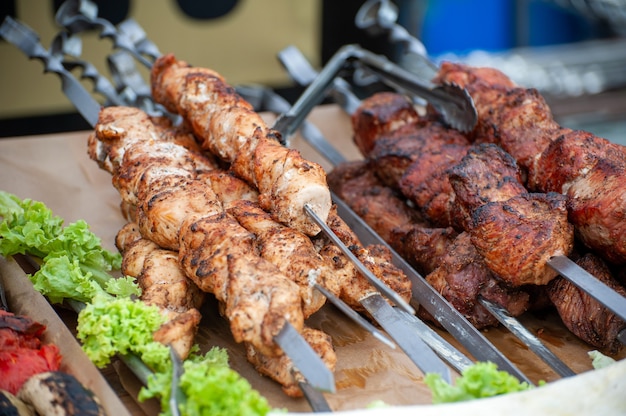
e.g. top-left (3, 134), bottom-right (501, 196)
top-left (327, 159), bottom-right (456, 276)
top-left (449, 144), bottom-right (574, 286)
top-left (115, 223), bottom-right (204, 359)
top-left (327, 160), bottom-right (528, 328)
top-left (90, 107), bottom-right (306, 360)
top-left (179, 205), bottom-right (305, 358)
top-left (151, 54), bottom-right (331, 236)
top-left (228, 200), bottom-right (334, 318)
top-left (351, 91), bottom-right (421, 156)
top-left (435, 62), bottom-right (626, 265)
top-left (352, 93), bottom-right (470, 228)
top-left (341, 66), bottom-right (626, 350)
top-left (548, 253), bottom-right (626, 354)
top-left (433, 62), bottom-right (560, 171)
top-left (529, 131), bottom-right (626, 264)
top-left (426, 233), bottom-right (530, 329)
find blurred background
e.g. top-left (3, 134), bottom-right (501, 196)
top-left (1, 0), bottom-right (625, 143)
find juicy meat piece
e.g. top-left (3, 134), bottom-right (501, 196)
top-left (434, 62), bottom-right (517, 90)
top-left (528, 130), bottom-right (626, 193)
top-left (470, 192), bottom-right (574, 286)
top-left (351, 92), bottom-right (421, 157)
top-left (178, 212), bottom-right (304, 356)
top-left (566, 158), bottom-right (626, 264)
top-left (115, 222), bottom-right (204, 359)
top-left (448, 143), bottom-right (527, 228)
top-left (197, 170), bottom-right (259, 209)
top-left (425, 233), bottom-right (529, 329)
top-left (399, 142), bottom-right (470, 228)
top-left (152, 309), bottom-right (202, 360)
top-left (448, 144), bottom-right (527, 212)
top-left (391, 225), bottom-right (458, 276)
top-left (151, 54), bottom-right (331, 236)
top-left (434, 62), bottom-right (626, 265)
top-left (327, 160), bottom-right (426, 241)
top-left (434, 62), bottom-right (559, 171)
top-left (0, 310), bottom-right (62, 395)
top-left (135, 176), bottom-right (223, 250)
top-left (228, 200), bottom-right (334, 318)
top-left (448, 144), bottom-right (574, 286)
top-left (368, 121), bottom-right (470, 189)
top-left (528, 131), bottom-right (626, 264)
top-left (327, 159), bottom-right (457, 276)
top-left (548, 253), bottom-right (626, 354)
top-left (246, 327), bottom-right (337, 397)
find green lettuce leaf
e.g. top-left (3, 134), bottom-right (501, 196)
top-left (77, 295), bottom-right (169, 370)
top-left (424, 361), bottom-right (533, 403)
top-left (0, 190), bottom-right (136, 303)
top-left (140, 348), bottom-right (273, 416)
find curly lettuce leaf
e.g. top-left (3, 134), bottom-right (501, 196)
top-left (424, 361), bottom-right (533, 403)
top-left (140, 348), bottom-right (273, 416)
top-left (0, 190), bottom-right (135, 303)
top-left (77, 295), bottom-right (169, 370)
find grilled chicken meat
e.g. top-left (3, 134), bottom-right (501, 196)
top-left (246, 327), bottom-right (337, 398)
top-left (311, 206), bottom-right (412, 314)
top-left (228, 199), bottom-right (337, 318)
top-left (151, 54), bottom-right (331, 236)
top-left (434, 62), bottom-right (626, 265)
top-left (179, 212), bottom-right (303, 356)
top-left (91, 106), bottom-right (307, 360)
top-left (548, 253), bottom-right (626, 354)
top-left (115, 223), bottom-right (204, 359)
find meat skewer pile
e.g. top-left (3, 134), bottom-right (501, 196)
top-left (330, 65), bottom-right (626, 353)
top-left (433, 63), bottom-right (626, 266)
top-left (88, 105), bottom-right (337, 395)
top-left (88, 82), bottom-right (415, 395)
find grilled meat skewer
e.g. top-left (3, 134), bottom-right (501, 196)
top-left (448, 143), bottom-right (575, 286)
top-left (344, 89), bottom-right (625, 350)
top-left (328, 161), bottom-right (529, 329)
top-left (90, 106), bottom-right (307, 358)
top-left (433, 62), bottom-right (626, 265)
top-left (150, 54), bottom-right (332, 236)
top-left (115, 223), bottom-right (204, 359)
top-left (90, 106), bottom-right (341, 393)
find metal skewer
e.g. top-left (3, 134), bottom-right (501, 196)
top-left (478, 297), bottom-right (576, 378)
top-left (275, 45), bottom-right (531, 383)
top-left (238, 82), bottom-right (470, 384)
top-left (313, 283), bottom-right (396, 349)
top-left (55, 0), bottom-right (154, 68)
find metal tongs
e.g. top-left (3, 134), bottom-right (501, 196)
top-left (273, 43), bottom-right (477, 141)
